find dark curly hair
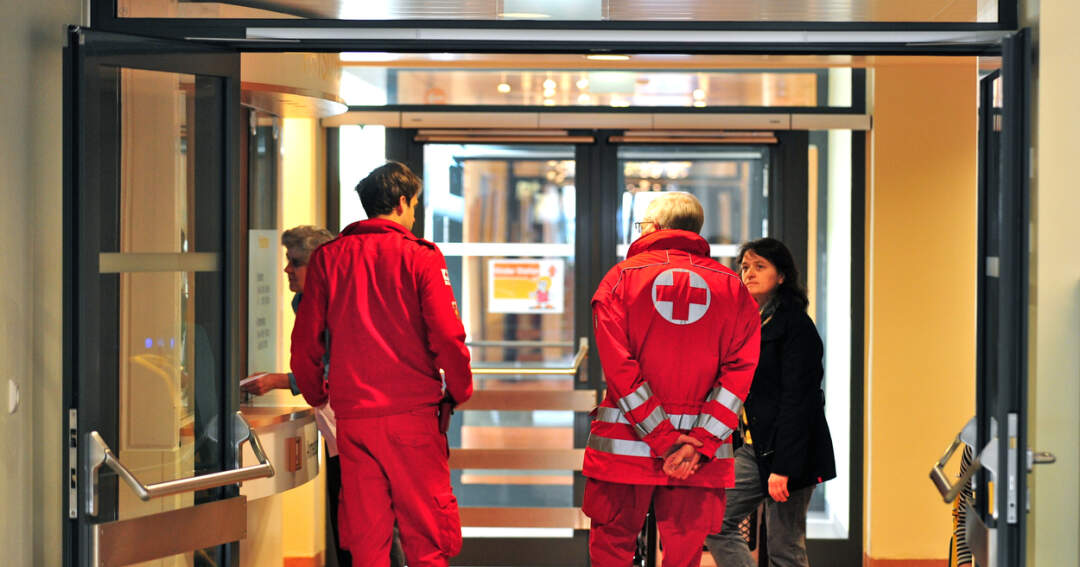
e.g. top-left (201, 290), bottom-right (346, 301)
top-left (355, 161), bottom-right (422, 218)
top-left (736, 237), bottom-right (809, 311)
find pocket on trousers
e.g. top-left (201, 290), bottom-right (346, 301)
top-left (390, 410), bottom-right (439, 448)
top-left (434, 492), bottom-right (463, 557)
top-left (582, 480), bottom-right (623, 526)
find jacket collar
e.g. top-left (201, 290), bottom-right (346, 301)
top-left (340, 218), bottom-right (418, 240)
top-left (626, 229), bottom-right (710, 258)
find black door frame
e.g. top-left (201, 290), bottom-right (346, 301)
top-left (62, 27), bottom-right (244, 567)
top-left (974, 30), bottom-right (1031, 567)
top-left (65, 5), bottom-right (1028, 567)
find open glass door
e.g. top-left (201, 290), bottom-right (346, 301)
top-left (63, 28), bottom-right (258, 567)
top-left (932, 29), bottom-right (1031, 567)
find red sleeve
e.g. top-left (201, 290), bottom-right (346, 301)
top-left (417, 246), bottom-right (473, 406)
top-left (592, 270), bottom-right (682, 458)
top-left (289, 246), bottom-right (330, 408)
top-left (689, 283), bottom-right (761, 459)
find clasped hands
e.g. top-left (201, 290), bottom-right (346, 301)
top-left (662, 435), bottom-right (705, 480)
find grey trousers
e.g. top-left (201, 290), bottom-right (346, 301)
top-left (705, 444), bottom-right (814, 567)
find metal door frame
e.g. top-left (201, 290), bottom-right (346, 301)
top-left (62, 27), bottom-right (246, 567)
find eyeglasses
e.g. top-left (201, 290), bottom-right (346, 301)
top-left (634, 220), bottom-right (660, 232)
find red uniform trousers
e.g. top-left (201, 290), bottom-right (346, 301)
top-left (337, 408), bottom-right (462, 567)
top-left (585, 478), bottom-right (726, 567)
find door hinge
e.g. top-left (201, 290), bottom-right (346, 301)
top-left (68, 408), bottom-right (78, 519)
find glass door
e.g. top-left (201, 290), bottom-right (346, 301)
top-left (932, 30), bottom-right (1032, 567)
top-left (973, 30), bottom-right (1031, 567)
top-left (64, 29), bottom-right (256, 567)
top-left (423, 143), bottom-right (593, 565)
top-left (617, 146), bottom-right (771, 263)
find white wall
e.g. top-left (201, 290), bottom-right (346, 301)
top-left (0, 2), bottom-right (81, 566)
top-left (1029, 0), bottom-right (1080, 563)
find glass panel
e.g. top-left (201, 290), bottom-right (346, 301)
top-left (337, 124), bottom-right (386, 228)
top-left (117, 271), bottom-right (223, 521)
top-left (805, 130), bottom-right (853, 539)
top-left (119, 0), bottom-right (1002, 23)
top-left (379, 69), bottom-right (823, 107)
top-left (119, 68), bottom-right (193, 254)
top-left (113, 68), bottom-right (225, 525)
top-left (617, 146), bottom-right (769, 260)
top-left (424, 144), bottom-right (577, 536)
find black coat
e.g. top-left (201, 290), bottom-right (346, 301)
top-left (741, 301), bottom-right (837, 491)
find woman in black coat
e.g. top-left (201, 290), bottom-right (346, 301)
top-left (706, 237), bottom-right (836, 567)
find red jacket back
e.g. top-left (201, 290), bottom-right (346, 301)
top-left (583, 230), bottom-right (760, 488)
top-left (290, 219), bottom-right (473, 418)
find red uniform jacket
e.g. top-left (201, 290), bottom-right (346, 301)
top-left (583, 230), bottom-right (760, 488)
top-left (290, 219), bottom-right (473, 418)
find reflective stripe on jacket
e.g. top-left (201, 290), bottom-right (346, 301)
top-left (583, 230), bottom-right (760, 488)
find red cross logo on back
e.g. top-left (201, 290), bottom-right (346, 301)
top-left (651, 268), bottom-right (711, 325)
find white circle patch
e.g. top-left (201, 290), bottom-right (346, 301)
top-left (651, 268), bottom-right (711, 325)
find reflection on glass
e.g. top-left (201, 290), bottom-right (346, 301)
top-left (618, 146), bottom-right (769, 260)
top-left (424, 145), bottom-right (576, 531)
top-left (119, 68), bottom-right (193, 254)
top-left (120, 0), bottom-right (999, 23)
top-left (382, 69), bottom-right (821, 107)
top-left (805, 131), bottom-right (852, 539)
top-left (118, 272), bottom-right (221, 523)
top-left (115, 68), bottom-right (223, 539)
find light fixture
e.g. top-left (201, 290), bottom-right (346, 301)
top-left (500, 12), bottom-right (552, 18)
top-left (693, 89), bottom-right (706, 100)
top-left (339, 52), bottom-right (399, 62)
top-left (544, 99), bottom-right (557, 106)
top-left (497, 82), bottom-right (512, 93)
top-left (543, 79), bottom-right (557, 90)
top-left (543, 88), bottom-right (556, 98)
top-left (693, 101), bottom-right (706, 108)
top-left (576, 77), bottom-right (589, 90)
top-left (586, 54), bottom-right (631, 61)
top-left (577, 93), bottom-right (591, 105)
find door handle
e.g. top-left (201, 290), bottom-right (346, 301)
top-left (86, 411), bottom-right (275, 517)
top-left (1028, 450), bottom-right (1057, 470)
top-left (929, 416), bottom-right (991, 503)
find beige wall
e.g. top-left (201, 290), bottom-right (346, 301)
top-left (865, 58), bottom-right (978, 561)
top-left (1028, 0), bottom-right (1080, 563)
top-left (0, 2), bottom-right (81, 567)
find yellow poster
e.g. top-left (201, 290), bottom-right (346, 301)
top-left (488, 259), bottom-right (565, 314)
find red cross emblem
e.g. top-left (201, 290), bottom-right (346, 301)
top-left (651, 268), bottom-right (710, 325)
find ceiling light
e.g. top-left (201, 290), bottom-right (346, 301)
top-left (543, 89), bottom-right (556, 99)
top-left (497, 82), bottom-right (512, 93)
top-left (576, 78), bottom-right (589, 90)
top-left (544, 99), bottom-right (556, 106)
top-left (339, 52), bottom-right (399, 62)
top-left (543, 79), bottom-right (557, 90)
top-left (500, 12), bottom-right (551, 18)
top-left (586, 54), bottom-right (631, 61)
top-left (577, 93), bottom-right (591, 105)
top-left (693, 101), bottom-right (707, 108)
top-left (693, 89), bottom-right (706, 100)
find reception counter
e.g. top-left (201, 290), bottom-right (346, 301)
top-left (238, 405), bottom-right (320, 500)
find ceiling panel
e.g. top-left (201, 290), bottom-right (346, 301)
top-left (176, 0), bottom-right (998, 22)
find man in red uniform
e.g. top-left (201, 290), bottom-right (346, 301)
top-left (291, 162), bottom-right (473, 567)
top-left (584, 192), bottom-right (761, 567)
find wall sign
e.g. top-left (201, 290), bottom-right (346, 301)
top-left (487, 259), bottom-right (565, 314)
